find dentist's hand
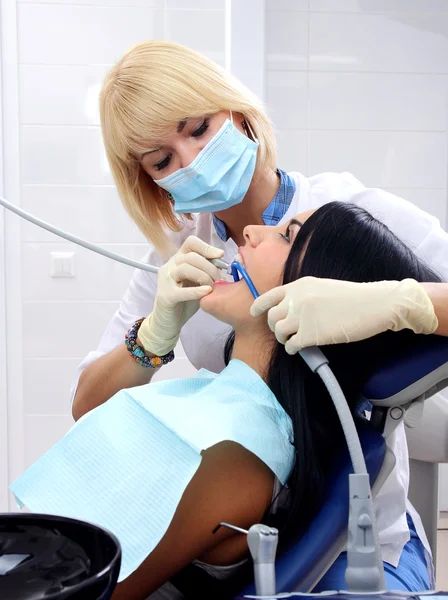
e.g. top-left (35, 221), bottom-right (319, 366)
top-left (250, 277), bottom-right (438, 354)
top-left (138, 236), bottom-right (225, 356)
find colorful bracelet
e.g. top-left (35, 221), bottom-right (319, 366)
top-left (125, 318), bottom-right (175, 368)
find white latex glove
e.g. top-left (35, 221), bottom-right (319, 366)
top-left (250, 277), bottom-right (438, 354)
top-left (138, 236), bottom-right (225, 356)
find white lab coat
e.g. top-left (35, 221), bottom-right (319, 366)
top-left (71, 171), bottom-right (448, 568)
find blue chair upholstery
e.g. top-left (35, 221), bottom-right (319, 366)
top-left (235, 335), bottom-right (448, 599)
top-left (364, 335), bottom-right (448, 406)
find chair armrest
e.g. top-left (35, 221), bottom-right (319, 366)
top-left (406, 390), bottom-right (448, 463)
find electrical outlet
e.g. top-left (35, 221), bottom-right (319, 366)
top-left (50, 252), bottom-right (76, 278)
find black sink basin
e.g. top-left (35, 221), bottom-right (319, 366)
top-left (0, 513), bottom-right (121, 599)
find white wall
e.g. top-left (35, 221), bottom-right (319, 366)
top-left (1, 0), bottom-right (231, 510)
top-left (265, 0), bottom-right (448, 227)
top-left (1, 0), bottom-right (448, 511)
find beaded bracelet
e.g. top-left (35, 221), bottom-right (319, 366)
top-left (125, 318), bottom-right (175, 368)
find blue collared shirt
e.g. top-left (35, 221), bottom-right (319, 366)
top-left (212, 169), bottom-right (296, 242)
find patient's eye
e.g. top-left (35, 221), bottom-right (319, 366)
top-left (281, 219), bottom-right (301, 244)
top-left (280, 224), bottom-right (292, 243)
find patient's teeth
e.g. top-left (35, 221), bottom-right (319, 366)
top-left (233, 253), bottom-right (243, 265)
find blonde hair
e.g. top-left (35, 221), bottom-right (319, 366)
top-left (100, 40), bottom-right (277, 252)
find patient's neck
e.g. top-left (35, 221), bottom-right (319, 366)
top-left (231, 325), bottom-right (273, 381)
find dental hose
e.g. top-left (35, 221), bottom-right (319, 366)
top-left (231, 262), bottom-right (367, 474)
top-left (0, 196), bottom-right (228, 273)
top-left (231, 259), bottom-right (386, 594)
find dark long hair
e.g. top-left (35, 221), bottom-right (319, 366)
top-left (224, 201), bottom-right (441, 548)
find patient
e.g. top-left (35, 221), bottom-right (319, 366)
top-left (11, 202), bottom-right (442, 600)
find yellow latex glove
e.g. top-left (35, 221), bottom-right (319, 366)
top-left (251, 277), bottom-right (438, 354)
top-left (138, 236), bottom-right (225, 356)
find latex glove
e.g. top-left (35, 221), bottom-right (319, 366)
top-left (250, 277), bottom-right (438, 354)
top-left (138, 236), bottom-right (225, 356)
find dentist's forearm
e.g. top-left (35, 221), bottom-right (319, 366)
top-left (72, 344), bottom-right (159, 421)
top-left (422, 282), bottom-right (448, 337)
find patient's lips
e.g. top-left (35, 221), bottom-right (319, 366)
top-left (214, 280), bottom-right (233, 286)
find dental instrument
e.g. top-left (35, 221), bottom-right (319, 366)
top-left (0, 196), bottom-right (230, 274)
top-left (231, 261), bottom-right (260, 299)
top-left (230, 259), bottom-right (386, 594)
top-left (215, 522), bottom-right (278, 597)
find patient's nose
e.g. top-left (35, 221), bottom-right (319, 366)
top-left (243, 224), bottom-right (264, 248)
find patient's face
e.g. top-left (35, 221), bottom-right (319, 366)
top-left (200, 209), bottom-right (315, 328)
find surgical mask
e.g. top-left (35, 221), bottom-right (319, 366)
top-left (154, 117), bottom-right (259, 213)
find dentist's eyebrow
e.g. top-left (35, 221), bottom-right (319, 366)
top-left (141, 147), bottom-right (161, 158)
top-left (176, 119), bottom-right (187, 133)
top-left (141, 119), bottom-right (189, 159)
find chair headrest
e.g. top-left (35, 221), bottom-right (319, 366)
top-left (363, 335), bottom-right (448, 407)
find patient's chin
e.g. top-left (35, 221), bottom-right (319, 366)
top-left (200, 280), bottom-right (252, 324)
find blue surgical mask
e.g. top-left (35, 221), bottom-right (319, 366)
top-left (154, 118), bottom-right (259, 213)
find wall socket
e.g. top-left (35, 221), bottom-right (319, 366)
top-left (50, 252), bottom-right (76, 278)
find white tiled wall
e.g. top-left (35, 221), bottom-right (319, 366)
top-left (266, 0), bottom-right (448, 227)
top-left (8, 0), bottom-right (225, 472)
top-left (17, 4), bottom-right (162, 64)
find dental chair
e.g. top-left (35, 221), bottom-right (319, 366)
top-left (236, 335), bottom-right (448, 598)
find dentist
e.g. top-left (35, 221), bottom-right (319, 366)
top-left (72, 40), bottom-right (448, 591)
